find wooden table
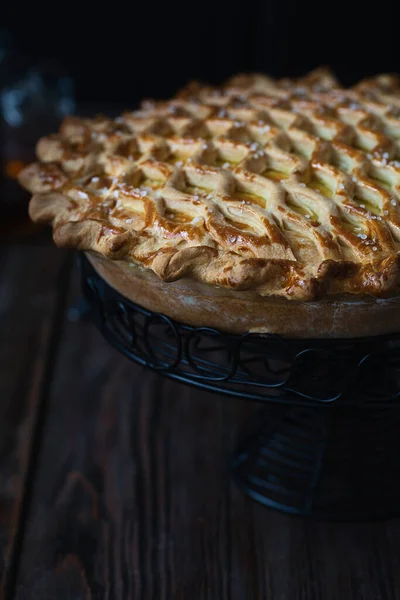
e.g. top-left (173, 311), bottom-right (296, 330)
top-left (2, 233), bottom-right (400, 600)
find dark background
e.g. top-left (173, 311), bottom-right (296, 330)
top-left (2, 1), bottom-right (400, 106)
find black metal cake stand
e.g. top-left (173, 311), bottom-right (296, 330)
top-left (79, 253), bottom-right (400, 521)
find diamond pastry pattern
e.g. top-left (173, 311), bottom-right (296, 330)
top-left (20, 68), bottom-right (400, 299)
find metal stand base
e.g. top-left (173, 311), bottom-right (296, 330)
top-left (232, 404), bottom-right (400, 520)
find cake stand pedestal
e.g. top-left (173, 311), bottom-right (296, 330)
top-left (80, 253), bottom-right (400, 520)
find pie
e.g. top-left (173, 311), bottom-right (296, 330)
top-left (20, 68), bottom-right (400, 337)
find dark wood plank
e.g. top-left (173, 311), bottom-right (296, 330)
top-left (13, 264), bottom-right (400, 600)
top-left (0, 239), bottom-right (70, 599)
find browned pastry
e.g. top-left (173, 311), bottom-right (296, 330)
top-left (87, 251), bottom-right (400, 338)
top-left (19, 68), bottom-right (400, 336)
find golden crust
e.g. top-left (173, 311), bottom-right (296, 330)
top-left (20, 68), bottom-right (400, 301)
top-left (87, 251), bottom-right (400, 338)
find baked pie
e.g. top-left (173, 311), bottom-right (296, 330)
top-left (20, 68), bottom-right (400, 337)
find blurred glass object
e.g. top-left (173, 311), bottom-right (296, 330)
top-left (1, 61), bottom-right (74, 128)
top-left (0, 40), bottom-right (75, 238)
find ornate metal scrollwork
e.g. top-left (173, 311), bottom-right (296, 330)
top-left (80, 254), bottom-right (400, 408)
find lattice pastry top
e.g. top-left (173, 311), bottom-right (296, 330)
top-left (20, 68), bottom-right (400, 300)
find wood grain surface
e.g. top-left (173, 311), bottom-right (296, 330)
top-left (1, 240), bottom-right (400, 599)
top-left (0, 238), bottom-right (70, 598)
